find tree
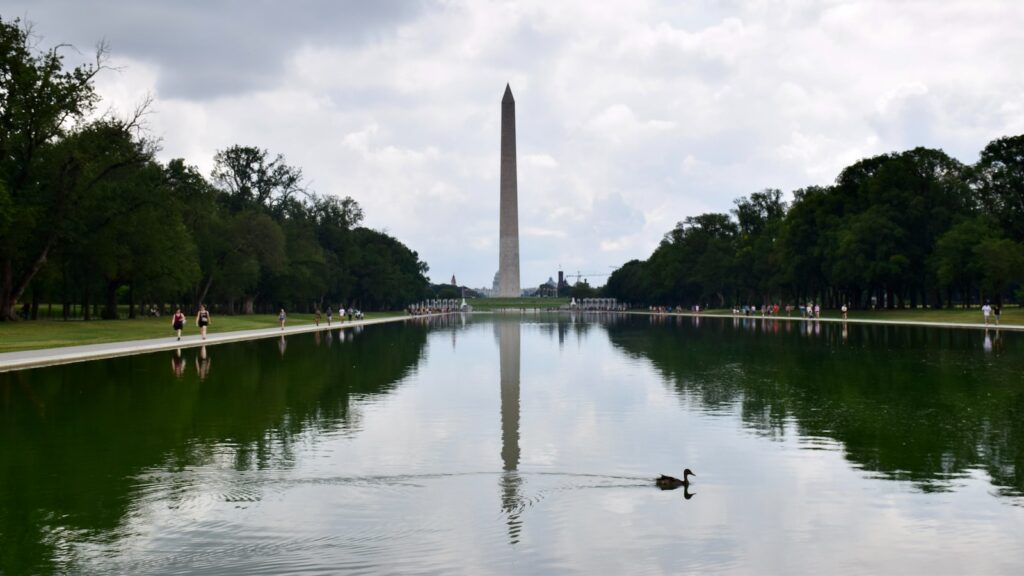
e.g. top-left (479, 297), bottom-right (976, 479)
top-left (349, 228), bottom-right (429, 310)
top-left (211, 145), bottom-right (304, 215)
top-left (310, 193), bottom-right (363, 307)
top-left (778, 186), bottom-right (836, 304)
top-left (216, 211), bottom-right (287, 313)
top-left (0, 17), bottom-right (107, 320)
top-left (732, 189), bottom-right (786, 303)
top-left (975, 238), bottom-right (1024, 305)
top-left (605, 259), bottom-right (649, 305)
top-left (931, 217), bottom-right (994, 307)
top-left (164, 159), bottom-right (222, 307)
top-left (974, 134), bottom-right (1024, 240)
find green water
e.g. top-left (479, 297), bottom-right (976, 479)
top-left (1, 315), bottom-right (1022, 574)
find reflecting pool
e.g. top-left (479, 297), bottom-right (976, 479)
top-left (2, 315), bottom-right (1023, 574)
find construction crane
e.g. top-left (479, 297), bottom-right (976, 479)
top-left (565, 271), bottom-right (611, 284)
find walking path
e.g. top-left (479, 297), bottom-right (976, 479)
top-left (635, 311), bottom-right (1022, 331)
top-left (1, 311), bottom-right (1016, 373)
top-left (0, 315), bottom-right (412, 373)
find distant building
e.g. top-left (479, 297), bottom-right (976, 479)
top-left (451, 274), bottom-right (457, 286)
top-left (537, 277), bottom-right (558, 297)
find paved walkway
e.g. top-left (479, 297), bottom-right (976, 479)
top-left (2, 311), bottom-right (1016, 373)
top-left (630, 311), bottom-right (1023, 332)
top-left (0, 316), bottom-right (412, 373)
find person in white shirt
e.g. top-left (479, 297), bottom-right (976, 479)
top-left (982, 302), bottom-right (992, 325)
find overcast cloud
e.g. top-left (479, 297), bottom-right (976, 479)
top-left (8, 0), bottom-right (1024, 289)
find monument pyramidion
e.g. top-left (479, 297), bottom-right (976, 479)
top-left (498, 84), bottom-right (521, 297)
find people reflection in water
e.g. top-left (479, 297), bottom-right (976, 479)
top-left (983, 328), bottom-right (993, 354)
top-left (278, 334), bottom-right (287, 357)
top-left (195, 345), bottom-right (211, 380)
top-left (314, 330), bottom-right (321, 347)
top-left (171, 348), bottom-right (185, 378)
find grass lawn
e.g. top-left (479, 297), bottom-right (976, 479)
top-left (468, 297), bottom-right (571, 310)
top-left (0, 312), bottom-right (403, 353)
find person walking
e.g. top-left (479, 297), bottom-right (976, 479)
top-left (841, 303), bottom-right (848, 320)
top-left (279, 308), bottom-right (287, 330)
top-left (172, 307), bottom-right (186, 341)
top-left (327, 307), bottom-right (333, 326)
top-left (314, 308), bottom-right (321, 326)
top-left (994, 304), bottom-right (1001, 326)
top-left (196, 304), bottom-right (211, 340)
top-left (982, 302), bottom-right (992, 326)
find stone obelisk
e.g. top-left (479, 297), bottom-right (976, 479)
top-left (498, 84), bottom-right (521, 297)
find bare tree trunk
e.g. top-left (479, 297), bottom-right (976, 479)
top-left (194, 275), bottom-right (214, 309)
top-left (1, 258), bottom-right (13, 321)
top-left (103, 280), bottom-right (120, 319)
top-left (1, 244), bottom-right (53, 321)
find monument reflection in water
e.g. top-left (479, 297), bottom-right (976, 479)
top-left (2, 315), bottom-right (1024, 575)
top-left (497, 319), bottom-right (523, 543)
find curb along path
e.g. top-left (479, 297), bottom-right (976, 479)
top-left (0, 315), bottom-right (416, 373)
top-left (627, 311), bottom-right (1024, 332)
top-left (2, 312), bottom-right (1017, 373)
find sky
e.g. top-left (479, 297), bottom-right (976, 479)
top-left (7, 0), bottom-right (1024, 289)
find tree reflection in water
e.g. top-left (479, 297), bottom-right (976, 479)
top-left (0, 322), bottom-right (429, 575)
top-left (606, 316), bottom-right (1024, 497)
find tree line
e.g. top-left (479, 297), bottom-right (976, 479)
top-left (606, 138), bottom-right (1024, 309)
top-left (0, 17), bottom-right (429, 321)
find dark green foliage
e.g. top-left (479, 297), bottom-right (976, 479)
top-left (606, 144), bottom-right (1024, 308)
top-left (0, 16), bottom-right (107, 319)
top-left (0, 20), bottom-right (430, 319)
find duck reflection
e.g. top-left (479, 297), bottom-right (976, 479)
top-left (496, 320), bottom-right (523, 544)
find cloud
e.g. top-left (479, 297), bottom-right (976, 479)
top-left (12, 0), bottom-right (1024, 288)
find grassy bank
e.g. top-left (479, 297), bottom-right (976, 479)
top-left (0, 312), bottom-right (402, 353)
top-left (467, 297), bottom-right (570, 310)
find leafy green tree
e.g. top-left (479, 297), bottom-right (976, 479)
top-left (778, 186), bottom-right (836, 304)
top-left (78, 160), bottom-right (199, 318)
top-left (216, 211), bottom-right (287, 314)
top-left (211, 145), bottom-right (304, 215)
top-left (931, 217), bottom-right (994, 307)
top-left (164, 159), bottom-right (222, 307)
top-left (349, 228), bottom-right (429, 310)
top-left (310, 193), bottom-right (363, 307)
top-left (571, 282), bottom-right (597, 299)
top-left (605, 259), bottom-right (649, 305)
top-left (975, 238), bottom-right (1024, 305)
top-left (974, 135), bottom-right (1024, 240)
top-left (0, 17), bottom-right (106, 320)
top-left (733, 189), bottom-right (786, 304)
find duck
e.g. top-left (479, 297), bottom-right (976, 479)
top-left (656, 468), bottom-right (695, 490)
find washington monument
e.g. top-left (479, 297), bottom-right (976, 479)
top-left (498, 84), bottom-right (521, 297)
